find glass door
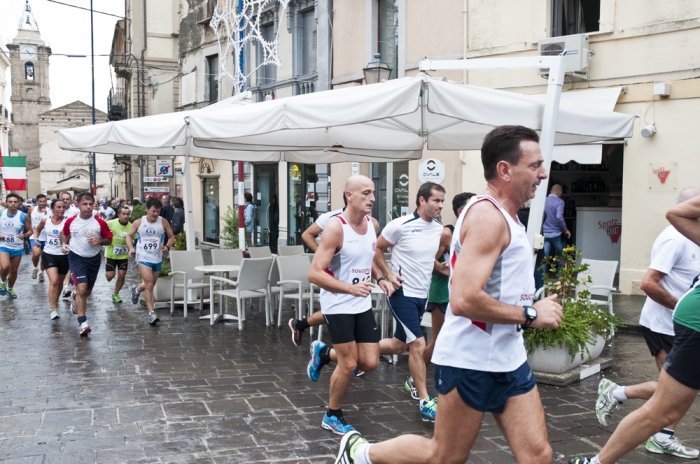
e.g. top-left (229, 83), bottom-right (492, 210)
top-left (288, 163), bottom-right (318, 249)
top-left (202, 178), bottom-right (220, 244)
top-left (253, 165), bottom-right (279, 252)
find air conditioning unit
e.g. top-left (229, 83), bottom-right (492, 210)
top-left (538, 34), bottom-right (590, 78)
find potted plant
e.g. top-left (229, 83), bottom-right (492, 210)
top-left (524, 246), bottom-right (625, 374)
top-left (219, 206), bottom-right (240, 249)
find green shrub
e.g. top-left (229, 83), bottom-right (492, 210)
top-left (130, 204), bottom-right (146, 222)
top-left (524, 246), bottom-right (625, 361)
top-left (219, 206), bottom-right (240, 249)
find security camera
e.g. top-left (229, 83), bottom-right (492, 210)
top-left (641, 124), bottom-right (656, 138)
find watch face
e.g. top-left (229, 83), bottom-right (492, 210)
top-left (526, 307), bottom-right (537, 318)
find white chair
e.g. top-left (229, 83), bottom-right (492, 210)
top-left (211, 249), bottom-right (243, 280)
top-left (276, 255), bottom-right (319, 328)
top-left (278, 245), bottom-right (304, 256)
top-left (248, 246), bottom-right (272, 258)
top-left (169, 250), bottom-right (209, 318)
top-left (578, 259), bottom-right (618, 314)
top-left (266, 257), bottom-right (281, 327)
top-left (209, 257), bottom-right (274, 330)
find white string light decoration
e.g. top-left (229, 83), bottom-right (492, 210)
top-left (210, 0), bottom-right (291, 94)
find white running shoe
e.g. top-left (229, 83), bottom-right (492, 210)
top-left (646, 436), bottom-right (700, 459)
top-left (31, 268), bottom-right (38, 279)
top-left (595, 378), bottom-right (621, 426)
top-left (79, 321), bottom-right (91, 336)
top-left (70, 291), bottom-right (77, 315)
top-left (148, 311), bottom-right (160, 326)
top-left (39, 272), bottom-right (45, 283)
top-left (50, 310), bottom-right (59, 320)
top-left (131, 284), bottom-right (140, 304)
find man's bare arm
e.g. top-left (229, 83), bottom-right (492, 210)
top-left (433, 226), bottom-right (452, 276)
top-left (640, 269), bottom-right (677, 310)
top-left (667, 196), bottom-right (700, 246)
top-left (302, 222), bottom-right (322, 252)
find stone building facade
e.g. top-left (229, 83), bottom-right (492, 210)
top-left (0, 39), bottom-right (13, 197)
top-left (39, 101), bottom-right (111, 199)
top-left (6, 1), bottom-right (52, 196)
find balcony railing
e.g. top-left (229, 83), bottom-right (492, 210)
top-left (107, 87), bottom-right (127, 121)
top-left (250, 72), bottom-right (319, 102)
top-left (294, 73), bottom-right (318, 95)
top-left (175, 100), bottom-right (216, 112)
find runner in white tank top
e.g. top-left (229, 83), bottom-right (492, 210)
top-left (0, 194), bottom-right (32, 299)
top-left (29, 195), bottom-right (49, 281)
top-left (127, 198), bottom-right (175, 326)
top-left (307, 175), bottom-right (391, 436)
top-left (33, 199), bottom-right (69, 320)
top-left (333, 126), bottom-right (563, 464)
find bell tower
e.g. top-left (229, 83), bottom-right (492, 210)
top-left (6, 0), bottom-right (51, 194)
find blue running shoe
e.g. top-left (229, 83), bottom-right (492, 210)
top-left (0, 282), bottom-right (6, 296)
top-left (353, 369), bottom-right (364, 377)
top-left (322, 412), bottom-right (355, 436)
top-left (421, 396), bottom-right (438, 422)
top-left (307, 340), bottom-right (326, 382)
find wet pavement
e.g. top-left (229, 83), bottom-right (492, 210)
top-left (0, 251), bottom-right (698, 463)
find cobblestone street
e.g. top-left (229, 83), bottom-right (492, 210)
top-left (0, 252), bottom-right (698, 463)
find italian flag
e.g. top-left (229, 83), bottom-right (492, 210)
top-left (0, 156), bottom-right (27, 191)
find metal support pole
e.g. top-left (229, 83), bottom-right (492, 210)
top-left (183, 151), bottom-right (196, 251)
top-left (90, 0), bottom-right (96, 194)
top-left (238, 161), bottom-right (245, 250)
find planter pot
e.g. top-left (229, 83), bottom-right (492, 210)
top-left (527, 334), bottom-right (606, 374)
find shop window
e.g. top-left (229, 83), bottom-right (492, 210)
top-left (551, 0), bottom-right (600, 37)
top-left (25, 62), bottom-right (34, 81)
top-left (378, 0), bottom-right (398, 79)
top-left (206, 55), bottom-right (219, 103)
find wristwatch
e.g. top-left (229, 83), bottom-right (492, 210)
top-left (522, 305), bottom-right (537, 330)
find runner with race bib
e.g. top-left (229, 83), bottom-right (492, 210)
top-left (127, 197), bottom-right (175, 326)
top-left (29, 193), bottom-right (49, 282)
top-left (0, 193), bottom-right (32, 299)
top-left (105, 206), bottom-right (133, 303)
top-left (34, 199), bottom-right (69, 320)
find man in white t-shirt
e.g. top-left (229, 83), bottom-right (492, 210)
top-left (594, 187), bottom-right (700, 459)
top-left (373, 182), bottom-right (445, 422)
top-left (98, 201), bottom-right (116, 221)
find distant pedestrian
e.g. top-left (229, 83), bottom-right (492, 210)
top-left (171, 197), bottom-right (185, 236)
top-left (542, 184), bottom-right (570, 277)
top-left (160, 195), bottom-right (174, 223)
top-left (243, 193), bottom-right (256, 247)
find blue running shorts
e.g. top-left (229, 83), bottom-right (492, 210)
top-left (0, 247), bottom-right (24, 258)
top-left (386, 287), bottom-right (426, 343)
top-left (138, 261), bottom-right (163, 272)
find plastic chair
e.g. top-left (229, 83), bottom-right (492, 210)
top-left (169, 250), bottom-right (209, 318)
top-left (211, 249), bottom-right (243, 280)
top-left (578, 259), bottom-right (618, 314)
top-left (276, 255), bottom-right (319, 328)
top-left (266, 257), bottom-right (280, 327)
top-left (248, 246), bottom-right (272, 258)
top-left (278, 245), bottom-right (304, 256)
top-left (209, 257), bottom-right (274, 330)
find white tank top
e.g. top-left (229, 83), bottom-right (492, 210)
top-left (31, 207), bottom-right (49, 241)
top-left (136, 217), bottom-right (166, 264)
top-left (0, 210), bottom-right (27, 251)
top-left (43, 217), bottom-right (67, 256)
top-left (432, 195), bottom-right (535, 373)
top-left (320, 215), bottom-right (376, 315)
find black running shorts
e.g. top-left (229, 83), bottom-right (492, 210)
top-left (641, 326), bottom-right (674, 357)
top-left (42, 253), bottom-right (70, 276)
top-left (323, 308), bottom-right (380, 345)
top-left (105, 257), bottom-right (128, 273)
top-left (663, 322), bottom-right (700, 390)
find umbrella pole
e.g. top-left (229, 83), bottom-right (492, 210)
top-left (183, 147), bottom-right (196, 251)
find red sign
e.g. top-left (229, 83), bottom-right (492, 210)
top-left (599, 219), bottom-right (622, 244)
top-left (652, 167), bottom-right (671, 184)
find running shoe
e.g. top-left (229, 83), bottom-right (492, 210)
top-left (0, 282), bottom-right (6, 296)
top-left (595, 378), bottom-right (621, 426)
top-left (31, 268), bottom-right (38, 279)
top-left (50, 310), bottom-right (59, 320)
top-left (112, 294), bottom-right (122, 303)
top-left (421, 396), bottom-right (438, 422)
top-left (405, 375), bottom-right (419, 400)
top-left (322, 412), bottom-right (355, 435)
top-left (334, 430), bottom-right (366, 464)
top-left (646, 436), bottom-right (700, 459)
top-left (568, 458), bottom-right (594, 464)
top-left (38, 272), bottom-right (45, 283)
top-left (70, 291), bottom-right (77, 314)
top-left (353, 369), bottom-right (364, 377)
top-left (130, 284), bottom-right (140, 304)
top-left (7, 289), bottom-right (17, 299)
top-left (307, 340), bottom-right (326, 382)
top-left (148, 311), bottom-right (160, 326)
top-left (79, 321), bottom-right (91, 336)
top-left (61, 286), bottom-right (72, 299)
top-left (288, 318), bottom-right (304, 346)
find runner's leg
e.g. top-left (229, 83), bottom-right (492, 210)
top-left (75, 282), bottom-right (89, 317)
top-left (7, 256), bottom-right (21, 288)
top-left (139, 264), bottom-right (157, 312)
top-left (424, 307), bottom-right (445, 366)
top-left (365, 388), bottom-right (482, 463)
top-left (597, 370), bottom-right (698, 464)
top-left (31, 244), bottom-right (41, 269)
top-left (0, 252), bottom-right (9, 282)
top-left (115, 268), bottom-right (127, 294)
top-left (329, 341), bottom-right (358, 410)
top-left (493, 386), bottom-right (553, 464)
top-left (46, 267), bottom-right (63, 310)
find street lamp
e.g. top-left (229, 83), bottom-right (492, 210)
top-left (363, 53), bottom-right (392, 85)
top-left (108, 170), bottom-right (114, 198)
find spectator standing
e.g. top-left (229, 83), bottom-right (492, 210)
top-left (160, 195), bottom-right (174, 223)
top-left (171, 197), bottom-right (185, 236)
top-left (243, 193), bottom-right (256, 247)
top-left (98, 200), bottom-right (116, 221)
top-left (542, 184), bottom-right (570, 277)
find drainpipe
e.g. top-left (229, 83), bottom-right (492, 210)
top-left (139, 0), bottom-right (147, 201)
